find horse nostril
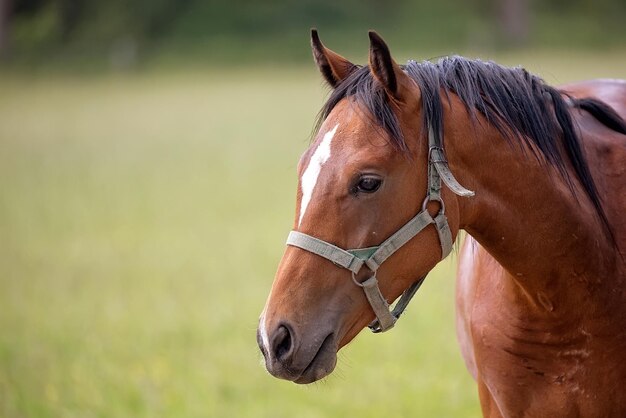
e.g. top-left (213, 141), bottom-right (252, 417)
top-left (272, 325), bottom-right (293, 361)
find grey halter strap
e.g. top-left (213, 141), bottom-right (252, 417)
top-left (286, 127), bottom-right (474, 333)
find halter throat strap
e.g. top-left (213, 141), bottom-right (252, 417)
top-left (286, 126), bottom-right (474, 333)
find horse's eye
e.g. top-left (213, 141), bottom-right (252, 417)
top-left (356, 176), bottom-right (382, 193)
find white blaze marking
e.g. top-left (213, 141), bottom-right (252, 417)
top-left (298, 124), bottom-right (338, 226)
top-left (259, 309), bottom-right (271, 363)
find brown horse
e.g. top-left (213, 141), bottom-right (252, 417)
top-left (258, 30), bottom-right (626, 417)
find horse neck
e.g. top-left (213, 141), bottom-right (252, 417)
top-left (443, 99), bottom-right (619, 310)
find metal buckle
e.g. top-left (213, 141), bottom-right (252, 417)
top-left (428, 146), bottom-right (447, 164)
top-left (368, 319), bottom-right (386, 333)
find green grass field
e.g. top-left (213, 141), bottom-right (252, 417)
top-left (1, 50), bottom-right (625, 418)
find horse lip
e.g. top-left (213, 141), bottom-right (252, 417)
top-left (294, 332), bottom-right (337, 384)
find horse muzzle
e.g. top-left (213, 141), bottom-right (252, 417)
top-left (257, 321), bottom-right (338, 384)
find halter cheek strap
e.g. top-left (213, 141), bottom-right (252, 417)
top-left (286, 126), bottom-right (474, 333)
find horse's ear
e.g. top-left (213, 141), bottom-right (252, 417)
top-left (311, 29), bottom-right (357, 88)
top-left (368, 31), bottom-right (408, 99)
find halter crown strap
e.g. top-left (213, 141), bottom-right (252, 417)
top-left (285, 125), bottom-right (472, 333)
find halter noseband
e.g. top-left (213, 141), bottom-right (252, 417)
top-left (286, 127), bottom-right (474, 333)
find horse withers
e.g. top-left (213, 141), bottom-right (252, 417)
top-left (258, 30), bottom-right (626, 417)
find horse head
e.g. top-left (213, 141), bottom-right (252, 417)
top-left (257, 31), bottom-right (467, 384)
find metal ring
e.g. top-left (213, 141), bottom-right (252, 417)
top-left (351, 271), bottom-right (364, 287)
top-left (352, 271), bottom-right (375, 288)
top-left (421, 195), bottom-right (445, 215)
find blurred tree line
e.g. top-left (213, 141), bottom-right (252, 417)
top-left (1, 0), bottom-right (625, 68)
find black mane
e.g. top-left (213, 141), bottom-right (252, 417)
top-left (318, 56), bottom-right (626, 237)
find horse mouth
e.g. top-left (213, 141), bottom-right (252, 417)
top-left (293, 333), bottom-right (337, 384)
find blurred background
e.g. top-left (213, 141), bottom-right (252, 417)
top-left (0, 1), bottom-right (625, 417)
top-left (2, 0), bottom-right (626, 69)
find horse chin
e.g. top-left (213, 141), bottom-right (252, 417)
top-left (263, 331), bottom-right (338, 384)
top-left (293, 333), bottom-right (338, 384)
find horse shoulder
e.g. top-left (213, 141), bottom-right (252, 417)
top-left (455, 235), bottom-right (508, 380)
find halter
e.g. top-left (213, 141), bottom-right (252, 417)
top-left (286, 127), bottom-right (474, 333)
